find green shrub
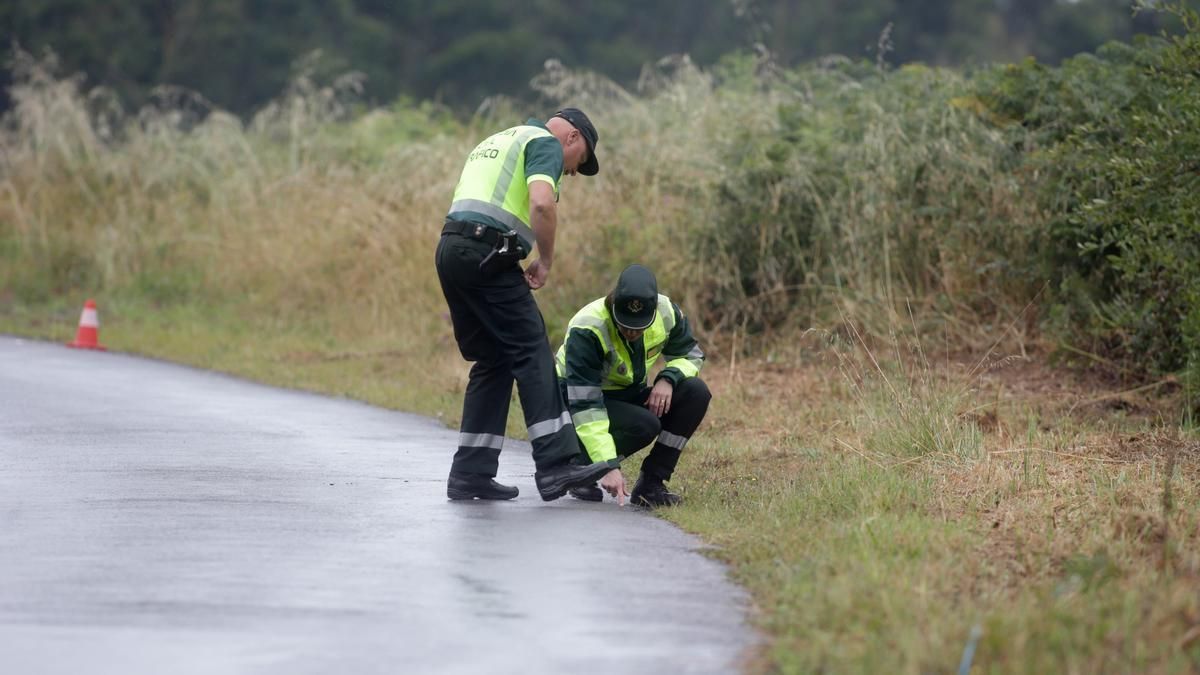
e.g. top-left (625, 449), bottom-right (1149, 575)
top-left (974, 4), bottom-right (1200, 408)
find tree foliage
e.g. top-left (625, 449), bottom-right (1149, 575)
top-left (0, 0), bottom-right (1174, 116)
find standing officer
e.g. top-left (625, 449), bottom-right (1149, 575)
top-left (435, 108), bottom-right (612, 501)
top-left (555, 264), bottom-right (711, 507)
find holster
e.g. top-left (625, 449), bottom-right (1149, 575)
top-left (478, 230), bottom-right (524, 276)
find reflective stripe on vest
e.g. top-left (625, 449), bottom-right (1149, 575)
top-left (447, 125), bottom-right (556, 251)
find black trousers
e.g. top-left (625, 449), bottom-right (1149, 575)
top-left (591, 377), bottom-right (711, 481)
top-left (435, 231), bottom-right (580, 476)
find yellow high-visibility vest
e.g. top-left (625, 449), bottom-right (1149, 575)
top-left (446, 125), bottom-right (557, 252)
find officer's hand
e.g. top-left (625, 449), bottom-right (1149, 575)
top-left (646, 379), bottom-right (674, 417)
top-left (525, 258), bottom-right (550, 289)
top-left (600, 468), bottom-right (628, 506)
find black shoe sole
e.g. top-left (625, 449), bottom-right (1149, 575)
top-left (568, 487), bottom-right (604, 502)
top-left (446, 488), bottom-right (519, 500)
top-left (536, 463), bottom-right (612, 502)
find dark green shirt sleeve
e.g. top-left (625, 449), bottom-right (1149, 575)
top-left (655, 302), bottom-right (705, 387)
top-left (563, 327), bottom-right (605, 392)
top-left (524, 136), bottom-right (563, 195)
top-left (562, 327), bottom-right (621, 466)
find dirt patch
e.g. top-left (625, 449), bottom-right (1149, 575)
top-left (969, 351), bottom-right (1184, 424)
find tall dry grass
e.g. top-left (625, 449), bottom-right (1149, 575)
top-left (0, 49), bottom-right (1045, 359)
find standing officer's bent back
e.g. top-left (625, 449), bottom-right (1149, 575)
top-left (435, 108), bottom-right (611, 502)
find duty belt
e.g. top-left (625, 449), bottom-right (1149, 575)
top-left (442, 220), bottom-right (508, 247)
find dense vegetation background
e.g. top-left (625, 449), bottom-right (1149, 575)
top-left (2, 3), bottom-right (1198, 414)
top-left (0, 0), bottom-right (1174, 115)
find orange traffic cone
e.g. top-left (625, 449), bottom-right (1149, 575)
top-left (67, 299), bottom-right (107, 350)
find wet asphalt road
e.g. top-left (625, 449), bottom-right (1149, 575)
top-left (0, 336), bottom-right (753, 674)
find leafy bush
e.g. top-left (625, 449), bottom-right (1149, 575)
top-left (975, 4), bottom-right (1200, 405)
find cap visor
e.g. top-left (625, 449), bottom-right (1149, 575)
top-left (579, 153), bottom-right (599, 176)
top-left (614, 311), bottom-right (654, 330)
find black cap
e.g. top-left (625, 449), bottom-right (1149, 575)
top-left (554, 107), bottom-right (599, 176)
top-left (612, 264), bottom-right (658, 330)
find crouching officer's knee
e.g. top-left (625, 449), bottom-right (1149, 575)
top-left (675, 377), bottom-right (712, 411)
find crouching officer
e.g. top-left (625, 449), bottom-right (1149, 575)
top-left (436, 108), bottom-right (612, 501)
top-left (555, 264), bottom-right (710, 507)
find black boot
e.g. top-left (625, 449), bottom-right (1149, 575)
top-left (630, 473), bottom-right (681, 508)
top-left (447, 472), bottom-right (519, 500)
top-left (568, 483), bottom-right (604, 502)
top-left (534, 460), bottom-right (611, 501)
